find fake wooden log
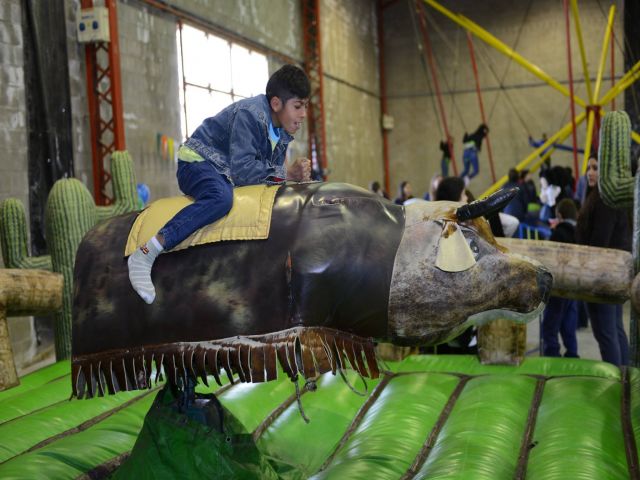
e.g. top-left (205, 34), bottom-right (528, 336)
top-left (478, 320), bottom-right (526, 366)
top-left (499, 238), bottom-right (633, 303)
top-left (479, 238), bottom-right (632, 365)
top-left (0, 269), bottom-right (63, 391)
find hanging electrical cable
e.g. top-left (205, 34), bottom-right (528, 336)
top-left (487, 0), bottom-right (533, 121)
top-left (475, 40), bottom-right (532, 137)
top-left (564, 0), bottom-right (580, 188)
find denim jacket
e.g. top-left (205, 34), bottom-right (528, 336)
top-left (183, 94), bottom-right (293, 186)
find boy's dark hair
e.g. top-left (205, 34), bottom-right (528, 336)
top-left (508, 168), bottom-right (519, 183)
top-left (266, 64), bottom-right (310, 103)
top-left (556, 198), bottom-right (578, 220)
top-left (435, 176), bottom-right (465, 201)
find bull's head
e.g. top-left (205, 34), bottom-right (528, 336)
top-left (388, 188), bottom-right (552, 346)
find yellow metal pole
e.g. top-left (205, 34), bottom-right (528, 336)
top-left (528, 147), bottom-right (557, 176)
top-left (570, 0), bottom-right (593, 102)
top-left (481, 112), bottom-right (587, 197)
top-left (601, 58), bottom-right (640, 101)
top-left (612, 58), bottom-right (640, 90)
top-left (424, 0), bottom-right (587, 108)
top-left (599, 65), bottom-right (640, 106)
top-left (582, 109), bottom-right (596, 174)
top-left (632, 131), bottom-right (640, 145)
top-left (592, 5), bottom-right (616, 103)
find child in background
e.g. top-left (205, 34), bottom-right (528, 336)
top-left (439, 139), bottom-right (452, 177)
top-left (394, 181), bottom-right (414, 205)
top-left (460, 123), bottom-right (489, 181)
top-left (542, 198), bottom-right (579, 358)
top-left (128, 64), bottom-right (311, 304)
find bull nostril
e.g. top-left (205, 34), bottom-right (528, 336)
top-left (537, 269), bottom-right (553, 303)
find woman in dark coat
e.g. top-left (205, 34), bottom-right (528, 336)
top-left (576, 156), bottom-right (630, 366)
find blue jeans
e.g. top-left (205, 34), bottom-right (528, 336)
top-left (441, 155), bottom-right (450, 177)
top-left (460, 147), bottom-right (479, 179)
top-left (542, 296), bottom-right (578, 357)
top-left (586, 303), bottom-right (629, 366)
top-left (159, 160), bottom-right (233, 251)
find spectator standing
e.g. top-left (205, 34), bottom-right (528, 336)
top-left (576, 156), bottom-right (631, 366)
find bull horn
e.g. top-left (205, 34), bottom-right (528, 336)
top-left (455, 187), bottom-right (519, 221)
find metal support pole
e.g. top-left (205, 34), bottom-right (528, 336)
top-left (378, 0), bottom-right (391, 196)
top-left (564, 0), bottom-right (580, 189)
top-left (482, 112), bottom-right (586, 198)
top-left (466, 32), bottom-right (495, 183)
top-left (302, 0), bottom-right (329, 180)
top-left (81, 0), bottom-right (126, 205)
top-left (611, 30), bottom-right (616, 111)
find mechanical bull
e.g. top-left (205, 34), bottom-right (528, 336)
top-left (71, 182), bottom-right (551, 399)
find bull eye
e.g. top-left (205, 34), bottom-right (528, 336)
top-left (467, 238), bottom-right (480, 258)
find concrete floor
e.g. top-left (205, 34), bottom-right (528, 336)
top-left (526, 301), bottom-right (632, 362)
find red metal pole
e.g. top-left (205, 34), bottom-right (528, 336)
top-left (416, 1), bottom-right (458, 175)
top-left (302, 0), bottom-right (328, 180)
top-left (81, 0), bottom-right (125, 205)
top-left (592, 105), bottom-right (602, 152)
top-left (106, 0), bottom-right (125, 150)
top-left (466, 32), bottom-right (496, 183)
top-left (564, 0), bottom-right (580, 190)
top-left (315, 0), bottom-right (328, 179)
top-left (378, 0), bottom-right (391, 196)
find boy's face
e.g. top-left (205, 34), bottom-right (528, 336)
top-left (270, 96), bottom-right (308, 135)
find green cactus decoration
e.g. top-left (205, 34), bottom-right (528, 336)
top-left (0, 150), bottom-right (139, 359)
top-left (44, 151), bottom-right (139, 359)
top-left (95, 150), bottom-right (140, 221)
top-left (0, 199), bottom-right (52, 270)
top-left (45, 179), bottom-right (97, 358)
top-left (598, 110), bottom-right (634, 209)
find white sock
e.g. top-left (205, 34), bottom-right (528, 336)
top-left (128, 236), bottom-right (164, 304)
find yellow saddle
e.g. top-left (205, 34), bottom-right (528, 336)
top-left (124, 184), bottom-right (279, 256)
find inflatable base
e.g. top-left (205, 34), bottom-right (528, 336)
top-left (0, 355), bottom-right (637, 479)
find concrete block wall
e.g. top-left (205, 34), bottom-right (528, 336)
top-left (322, 0), bottom-right (383, 187)
top-left (383, 0), bottom-right (625, 198)
top-left (0, 1), bottom-right (38, 372)
top-left (117, 2), bottom-right (182, 200)
top-left (0, 0), bottom-right (28, 237)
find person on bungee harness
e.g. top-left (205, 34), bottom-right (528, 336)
top-left (460, 123), bottom-right (489, 183)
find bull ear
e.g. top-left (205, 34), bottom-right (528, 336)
top-left (456, 187), bottom-right (519, 221)
top-left (435, 222), bottom-right (476, 272)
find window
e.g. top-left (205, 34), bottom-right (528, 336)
top-left (177, 23), bottom-right (269, 140)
